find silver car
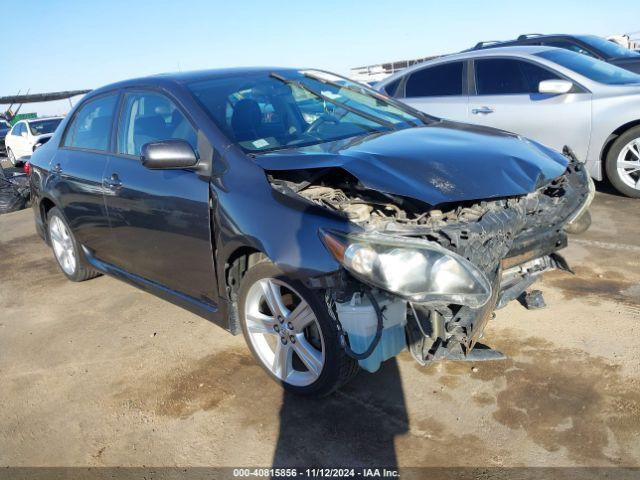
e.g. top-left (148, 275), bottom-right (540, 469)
top-left (376, 46), bottom-right (640, 197)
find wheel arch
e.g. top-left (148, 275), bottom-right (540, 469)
top-left (600, 119), bottom-right (640, 169)
top-left (224, 246), bottom-right (265, 302)
top-left (221, 245), bottom-right (265, 335)
top-left (39, 196), bottom-right (57, 241)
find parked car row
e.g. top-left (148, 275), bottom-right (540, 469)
top-left (377, 43), bottom-right (640, 198)
top-left (0, 119), bottom-right (11, 155)
top-left (4, 117), bottom-right (63, 166)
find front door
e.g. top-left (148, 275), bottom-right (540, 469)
top-left (468, 57), bottom-right (592, 159)
top-left (102, 90), bottom-right (217, 304)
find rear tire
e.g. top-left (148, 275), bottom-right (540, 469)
top-left (605, 126), bottom-right (640, 198)
top-left (47, 207), bottom-right (101, 282)
top-left (238, 260), bottom-right (358, 396)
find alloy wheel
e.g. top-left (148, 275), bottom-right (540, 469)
top-left (616, 138), bottom-right (640, 191)
top-left (243, 278), bottom-right (325, 386)
top-left (49, 216), bottom-right (77, 275)
top-left (7, 149), bottom-right (15, 166)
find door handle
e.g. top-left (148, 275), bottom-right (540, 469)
top-left (104, 173), bottom-right (123, 191)
top-left (472, 106), bottom-right (494, 115)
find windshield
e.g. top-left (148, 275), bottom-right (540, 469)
top-left (28, 118), bottom-right (62, 136)
top-left (187, 70), bottom-right (429, 152)
top-left (577, 35), bottom-right (640, 58)
top-left (536, 49), bottom-right (640, 85)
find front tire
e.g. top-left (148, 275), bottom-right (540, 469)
top-left (238, 260), bottom-right (358, 396)
top-left (605, 126), bottom-right (640, 198)
top-left (47, 207), bottom-right (100, 282)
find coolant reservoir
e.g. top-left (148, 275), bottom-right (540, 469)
top-left (335, 292), bottom-right (407, 373)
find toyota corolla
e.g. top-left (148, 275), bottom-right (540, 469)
top-left (28, 68), bottom-right (593, 395)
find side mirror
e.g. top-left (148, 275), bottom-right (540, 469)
top-left (21, 130), bottom-right (28, 137)
top-left (141, 139), bottom-right (198, 170)
top-left (538, 79), bottom-right (573, 95)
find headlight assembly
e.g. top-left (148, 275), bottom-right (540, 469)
top-left (320, 230), bottom-right (492, 308)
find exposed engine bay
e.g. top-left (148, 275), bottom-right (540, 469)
top-left (266, 154), bottom-right (593, 368)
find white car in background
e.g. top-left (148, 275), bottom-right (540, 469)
top-left (376, 46), bottom-right (640, 198)
top-left (5, 117), bottom-right (63, 165)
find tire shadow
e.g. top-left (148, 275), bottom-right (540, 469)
top-left (272, 358), bottom-right (407, 470)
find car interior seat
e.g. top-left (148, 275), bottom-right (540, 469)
top-left (231, 99), bottom-right (262, 142)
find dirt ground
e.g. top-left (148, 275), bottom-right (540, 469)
top-left (1, 169), bottom-right (639, 470)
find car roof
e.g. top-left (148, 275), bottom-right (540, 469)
top-left (89, 67), bottom-right (301, 97)
top-left (471, 33), bottom-right (575, 49)
top-left (378, 46), bottom-right (558, 84)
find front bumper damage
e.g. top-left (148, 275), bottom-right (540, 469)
top-left (303, 157), bottom-right (593, 368)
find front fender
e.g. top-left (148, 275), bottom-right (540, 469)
top-left (211, 148), bottom-right (360, 300)
top-left (590, 95), bottom-right (640, 180)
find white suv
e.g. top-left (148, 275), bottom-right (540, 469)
top-left (5, 117), bottom-right (63, 165)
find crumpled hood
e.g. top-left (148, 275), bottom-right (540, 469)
top-left (254, 121), bottom-right (568, 206)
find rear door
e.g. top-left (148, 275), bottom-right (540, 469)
top-left (55, 93), bottom-right (119, 256)
top-left (102, 89), bottom-right (217, 304)
top-left (468, 57), bottom-right (592, 159)
top-left (395, 61), bottom-right (468, 121)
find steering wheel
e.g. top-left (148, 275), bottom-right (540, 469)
top-left (305, 113), bottom-right (340, 134)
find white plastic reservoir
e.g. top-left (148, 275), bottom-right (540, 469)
top-left (335, 292), bottom-right (407, 373)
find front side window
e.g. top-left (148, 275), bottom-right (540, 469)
top-left (117, 92), bottom-right (198, 156)
top-left (28, 118), bottom-right (62, 136)
top-left (188, 70), bottom-right (428, 153)
top-left (475, 59), bottom-right (528, 94)
top-left (405, 62), bottom-right (464, 97)
top-left (64, 94), bottom-right (118, 151)
top-left (475, 58), bottom-right (560, 95)
top-left (518, 61), bottom-right (562, 91)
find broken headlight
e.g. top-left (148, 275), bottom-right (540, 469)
top-left (320, 230), bottom-right (492, 308)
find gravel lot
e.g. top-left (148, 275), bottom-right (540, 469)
top-left (1, 155), bottom-right (639, 470)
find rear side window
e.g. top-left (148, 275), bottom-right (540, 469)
top-left (475, 58), bottom-right (560, 95)
top-left (405, 62), bottom-right (464, 97)
top-left (117, 91), bottom-right (198, 156)
top-left (63, 94), bottom-right (118, 151)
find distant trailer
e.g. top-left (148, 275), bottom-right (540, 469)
top-left (350, 55), bottom-right (439, 84)
top-left (608, 34), bottom-right (640, 52)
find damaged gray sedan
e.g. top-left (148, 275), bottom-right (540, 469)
top-left (29, 68), bottom-right (593, 396)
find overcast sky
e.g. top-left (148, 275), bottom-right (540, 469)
top-left (2, 0), bottom-right (639, 116)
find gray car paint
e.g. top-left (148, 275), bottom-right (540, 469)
top-left (255, 121), bottom-right (568, 206)
top-left (376, 46), bottom-right (640, 182)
